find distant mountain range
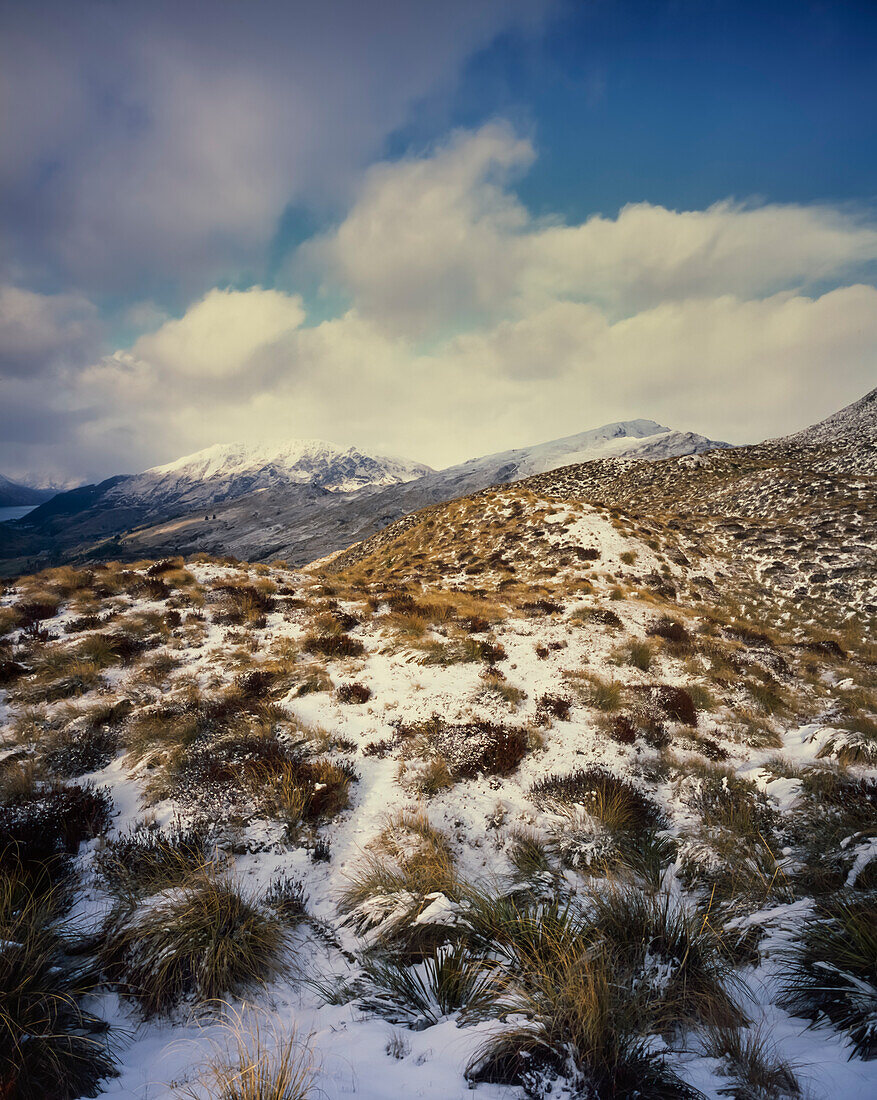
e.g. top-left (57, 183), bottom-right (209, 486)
top-left (102, 438), bottom-right (433, 513)
top-left (0, 474), bottom-right (58, 508)
top-left (0, 419), bottom-right (728, 573)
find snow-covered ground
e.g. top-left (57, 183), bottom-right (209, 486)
top-left (1, 487), bottom-right (875, 1099)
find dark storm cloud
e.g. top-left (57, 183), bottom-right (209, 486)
top-left (0, 0), bottom-right (551, 299)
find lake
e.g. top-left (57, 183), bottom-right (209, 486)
top-left (0, 505), bottom-right (38, 523)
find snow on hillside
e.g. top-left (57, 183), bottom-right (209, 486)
top-left (443, 419), bottom-right (730, 484)
top-left (782, 386), bottom-right (877, 446)
top-left (1, 471), bottom-right (875, 1099)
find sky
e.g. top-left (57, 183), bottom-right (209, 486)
top-left (1, 0), bottom-right (876, 485)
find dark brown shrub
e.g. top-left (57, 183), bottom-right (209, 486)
top-left (64, 614), bottom-right (104, 633)
top-left (477, 640), bottom-right (507, 665)
top-left (337, 682), bottom-right (372, 704)
top-left (234, 668), bottom-right (276, 698)
top-left (428, 718), bottom-right (528, 778)
top-left (0, 782), bottom-right (113, 864)
top-left (723, 624), bottom-right (774, 648)
top-left (146, 557), bottom-right (184, 576)
top-left (18, 600), bottom-right (59, 625)
top-left (576, 608), bottom-right (623, 628)
top-left (363, 739), bottom-right (395, 758)
top-left (522, 599), bottom-right (563, 615)
top-left (646, 617), bottom-right (692, 646)
top-left (611, 715), bottom-right (638, 745)
top-left (537, 694), bottom-right (571, 722)
top-left (648, 685), bottom-right (697, 726)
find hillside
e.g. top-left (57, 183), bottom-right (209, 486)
top-left (0, 419), bottom-right (727, 575)
top-left (0, 392), bottom-right (875, 1099)
top-left (0, 473), bottom-right (57, 508)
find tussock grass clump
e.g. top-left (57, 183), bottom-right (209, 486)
top-left (584, 887), bottom-right (744, 1029)
top-left (568, 673), bottom-right (623, 712)
top-left (677, 767), bottom-right (785, 901)
top-left (11, 653), bottom-right (105, 704)
top-left (355, 942), bottom-right (501, 1027)
top-left (705, 1025), bottom-right (801, 1099)
top-left (616, 638), bottom-right (653, 671)
top-left (172, 1005), bottom-right (315, 1100)
top-left (339, 813), bottom-right (460, 952)
top-left (302, 632), bottom-right (365, 659)
top-left (779, 894), bottom-right (877, 1058)
top-left (467, 941), bottom-right (703, 1099)
top-left (529, 767), bottom-right (663, 830)
top-left (0, 876), bottom-right (116, 1099)
top-left (99, 870), bottom-right (288, 1017)
top-left (210, 583), bottom-right (275, 626)
top-left (817, 722), bottom-right (877, 766)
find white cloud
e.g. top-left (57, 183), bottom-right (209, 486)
top-left (129, 287), bottom-right (305, 380)
top-left (312, 125), bottom-right (877, 333)
top-left (5, 126), bottom-right (877, 483)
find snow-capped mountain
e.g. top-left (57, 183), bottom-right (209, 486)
top-left (439, 419), bottom-right (729, 485)
top-left (103, 439), bottom-right (433, 514)
top-left (0, 418), bottom-right (731, 571)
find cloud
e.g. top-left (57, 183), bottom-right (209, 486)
top-left (0, 1), bottom-right (552, 296)
top-left (307, 123), bottom-right (535, 336)
top-left (0, 285), bottom-right (100, 378)
top-left (5, 125), bottom-right (877, 485)
top-left (129, 287), bottom-right (305, 381)
top-left (311, 125), bottom-right (877, 332)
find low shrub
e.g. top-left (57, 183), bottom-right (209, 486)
top-left (646, 616), bottom-right (692, 647)
top-left (427, 718), bottom-right (528, 779)
top-left (0, 781), bottom-right (113, 874)
top-left (95, 823), bottom-right (211, 897)
top-left (263, 874), bottom-right (308, 924)
top-left (535, 694), bottom-right (571, 722)
top-left (637, 684), bottom-right (697, 726)
top-left (337, 682), bottom-right (372, 704)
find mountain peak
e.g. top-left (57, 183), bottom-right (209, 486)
top-left (105, 438), bottom-right (433, 514)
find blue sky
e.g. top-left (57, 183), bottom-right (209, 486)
top-left (1, 0), bottom-right (875, 483)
